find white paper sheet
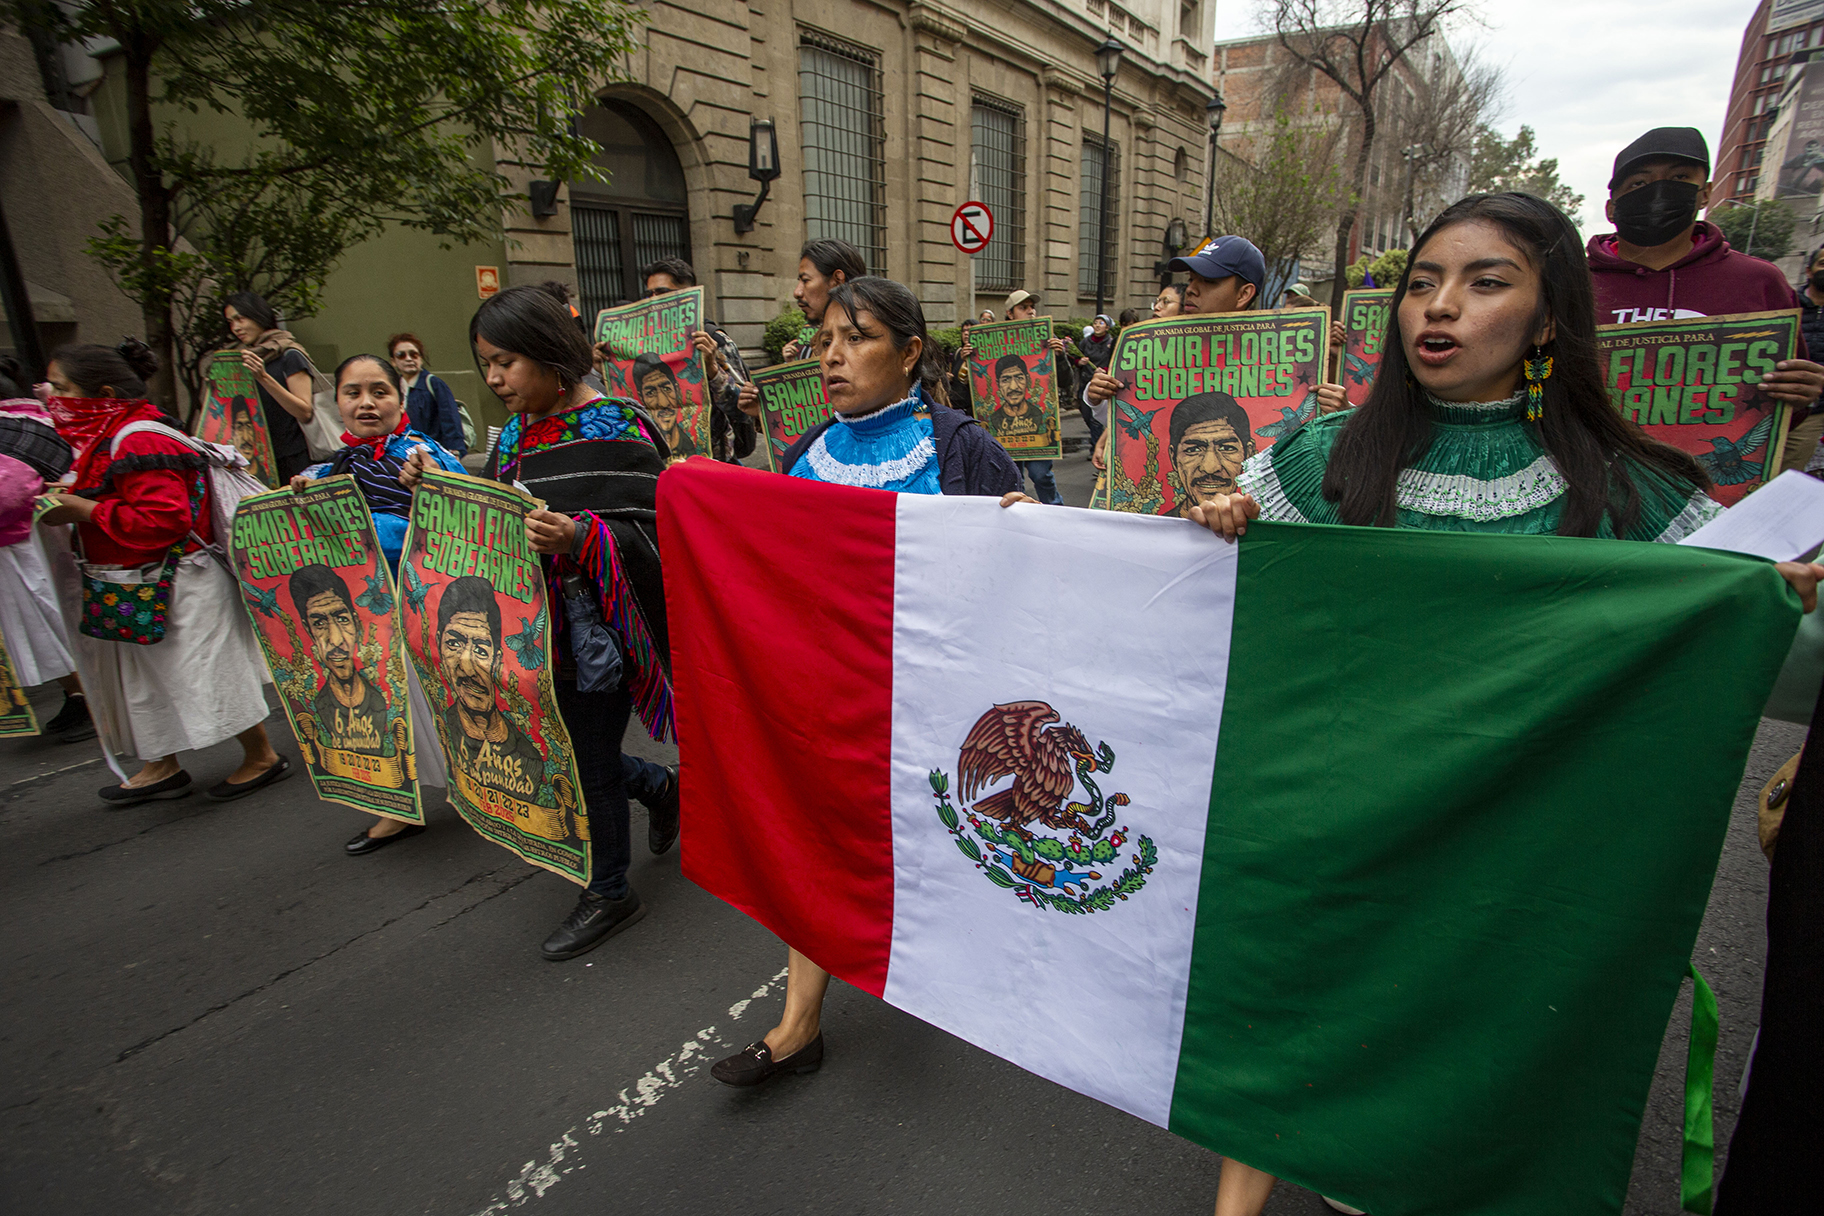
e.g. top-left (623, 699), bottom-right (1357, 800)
top-left (1679, 470), bottom-right (1824, 561)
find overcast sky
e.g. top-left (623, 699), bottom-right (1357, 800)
top-left (1213, 0), bottom-right (1757, 236)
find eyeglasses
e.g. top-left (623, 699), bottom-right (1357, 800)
top-left (642, 286), bottom-right (674, 298)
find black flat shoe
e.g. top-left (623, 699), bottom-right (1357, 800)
top-left (204, 756), bottom-right (292, 802)
top-left (541, 888), bottom-right (646, 960)
top-left (710, 1034), bottom-right (824, 1087)
top-left (97, 770), bottom-right (192, 806)
top-left (345, 824), bottom-right (426, 856)
top-left (45, 694), bottom-right (96, 742)
top-left (648, 765), bottom-right (680, 855)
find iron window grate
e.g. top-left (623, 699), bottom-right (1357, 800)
top-left (971, 96), bottom-right (1027, 294)
top-left (799, 30), bottom-right (888, 275)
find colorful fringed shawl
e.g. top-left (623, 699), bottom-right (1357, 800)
top-left (488, 396), bottom-right (674, 741)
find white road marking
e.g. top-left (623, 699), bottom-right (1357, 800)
top-left (9, 756), bottom-right (100, 787)
top-left (468, 965), bottom-right (791, 1214)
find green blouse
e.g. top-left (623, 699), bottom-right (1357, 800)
top-left (1236, 391), bottom-right (1723, 542)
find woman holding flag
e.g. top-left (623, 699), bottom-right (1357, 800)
top-left (290, 353), bottom-right (465, 855)
top-left (714, 276), bottom-right (1017, 1086)
top-left (1189, 192), bottom-right (1824, 1213)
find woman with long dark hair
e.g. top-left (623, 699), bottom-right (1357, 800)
top-left (292, 354), bottom-right (467, 856)
top-left (403, 285), bottom-right (673, 960)
top-left (713, 276), bottom-right (1017, 1088)
top-left (40, 341), bottom-right (286, 803)
top-left (1190, 192), bottom-right (1824, 1215)
top-left (221, 290), bottom-right (328, 480)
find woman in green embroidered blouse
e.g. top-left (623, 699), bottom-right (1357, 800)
top-left (1191, 192), bottom-right (1824, 1216)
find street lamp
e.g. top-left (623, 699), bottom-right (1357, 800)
top-left (1204, 91), bottom-right (1227, 236)
top-left (1155, 217), bottom-right (1188, 285)
top-left (734, 117), bottom-right (782, 234)
top-left (1399, 144), bottom-right (1420, 245)
top-left (1093, 36), bottom-right (1124, 319)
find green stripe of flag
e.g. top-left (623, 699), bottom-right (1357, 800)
top-left (1169, 521), bottom-right (1796, 1215)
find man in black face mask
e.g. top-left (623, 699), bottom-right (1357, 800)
top-left (1587, 127), bottom-right (1824, 425)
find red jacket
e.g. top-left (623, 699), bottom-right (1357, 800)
top-left (77, 428), bottom-right (215, 566)
top-left (1586, 222), bottom-right (1810, 359)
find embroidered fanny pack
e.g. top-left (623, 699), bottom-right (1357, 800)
top-left (76, 472), bottom-right (207, 646)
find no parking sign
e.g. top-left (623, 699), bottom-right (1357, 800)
top-left (950, 201), bottom-right (993, 254)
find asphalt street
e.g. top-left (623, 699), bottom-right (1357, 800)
top-left (1, 418), bottom-right (1796, 1216)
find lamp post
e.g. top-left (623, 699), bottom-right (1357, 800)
top-left (1204, 91), bottom-right (1226, 237)
top-left (1093, 36), bottom-right (1124, 319)
top-left (1398, 144), bottom-right (1420, 245)
top-left (1155, 216), bottom-right (1188, 286)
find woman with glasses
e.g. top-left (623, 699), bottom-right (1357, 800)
top-left (387, 333), bottom-right (467, 456)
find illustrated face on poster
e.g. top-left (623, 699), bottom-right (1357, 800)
top-left (968, 318), bottom-right (1063, 458)
top-left (290, 564), bottom-right (389, 756)
top-left (433, 574), bottom-right (545, 802)
top-left (1596, 310), bottom-right (1800, 507)
top-left (1341, 288), bottom-right (1394, 407)
top-left (594, 287), bottom-right (709, 464)
top-left (231, 477), bottom-right (422, 822)
top-left (1101, 309), bottom-right (1328, 517)
top-left (1167, 393), bottom-right (1258, 517)
top-left (202, 352), bottom-right (279, 487)
top-left (400, 468), bottom-right (588, 884)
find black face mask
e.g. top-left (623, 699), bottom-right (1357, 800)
top-left (1809, 271), bottom-right (1824, 293)
top-left (1612, 179), bottom-right (1702, 248)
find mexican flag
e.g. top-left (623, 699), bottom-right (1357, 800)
top-left (659, 460), bottom-right (1797, 1215)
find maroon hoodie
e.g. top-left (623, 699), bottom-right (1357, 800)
top-left (1586, 221), bottom-right (1809, 358)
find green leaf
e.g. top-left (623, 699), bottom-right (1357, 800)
top-left (937, 802), bottom-right (958, 830)
top-left (984, 866), bottom-right (1016, 888)
top-left (956, 838), bottom-right (982, 862)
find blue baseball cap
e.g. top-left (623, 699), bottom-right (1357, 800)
top-left (1169, 235), bottom-right (1266, 288)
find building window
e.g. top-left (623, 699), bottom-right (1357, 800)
top-left (970, 96), bottom-right (1026, 293)
top-left (798, 31), bottom-right (887, 273)
top-left (1174, 146), bottom-right (1189, 179)
top-left (1078, 135), bottom-right (1121, 298)
top-left (570, 99), bottom-right (691, 317)
top-left (1180, 0), bottom-right (1200, 38)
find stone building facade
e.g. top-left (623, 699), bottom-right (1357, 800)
top-left (500, 0), bottom-right (1220, 356)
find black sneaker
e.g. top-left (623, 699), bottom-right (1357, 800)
top-left (648, 765), bottom-right (679, 855)
top-left (44, 693), bottom-right (96, 742)
top-left (540, 888), bottom-right (647, 960)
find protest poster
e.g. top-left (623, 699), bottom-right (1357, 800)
top-left (968, 318), bottom-right (1063, 459)
top-left (400, 468), bottom-right (589, 885)
top-left (230, 477), bottom-right (424, 823)
top-left (1596, 310), bottom-right (1800, 507)
top-left (0, 634), bottom-right (40, 738)
top-left (1340, 287), bottom-right (1394, 406)
top-left (752, 359), bottom-right (831, 472)
top-left (199, 351), bottom-right (280, 488)
top-left (593, 286), bottom-right (710, 464)
top-left (1102, 308), bottom-right (1329, 518)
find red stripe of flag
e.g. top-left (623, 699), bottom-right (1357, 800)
top-left (658, 461), bottom-right (896, 996)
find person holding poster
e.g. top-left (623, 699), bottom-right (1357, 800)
top-left (712, 276), bottom-right (1017, 1088)
top-left (597, 258), bottom-right (752, 461)
top-left (973, 333), bottom-right (1062, 461)
top-left (1186, 190), bottom-right (1824, 1216)
top-left (1587, 128), bottom-right (1823, 409)
top-left (39, 342), bottom-right (285, 805)
top-left (197, 352), bottom-right (281, 488)
top-left (1000, 290), bottom-right (1069, 505)
top-left (288, 353), bottom-right (465, 854)
top-left (406, 285), bottom-right (673, 960)
top-left (0, 395), bottom-right (91, 740)
top-left (222, 291), bottom-right (325, 480)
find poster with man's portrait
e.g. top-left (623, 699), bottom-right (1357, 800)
top-left (400, 468), bottom-right (589, 885)
top-left (1099, 309), bottom-right (1329, 518)
top-left (230, 478), bottom-right (424, 822)
top-left (967, 318), bottom-right (1063, 459)
top-left (0, 632), bottom-right (39, 738)
top-left (593, 286), bottom-right (710, 465)
top-left (201, 351), bottom-right (279, 488)
top-left (1596, 310), bottom-right (1800, 507)
top-left (1340, 287), bottom-right (1393, 408)
top-left (752, 358), bottom-right (831, 472)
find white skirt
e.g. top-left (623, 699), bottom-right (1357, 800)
top-left (70, 549), bottom-right (271, 761)
top-left (0, 534), bottom-right (75, 686)
top-left (405, 660), bottom-right (446, 790)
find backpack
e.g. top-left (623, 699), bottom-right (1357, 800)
top-left (113, 420), bottom-right (268, 564)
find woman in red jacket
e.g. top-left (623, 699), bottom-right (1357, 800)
top-left (40, 341), bottom-right (287, 805)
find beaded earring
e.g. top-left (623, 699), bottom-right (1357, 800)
top-left (1523, 345), bottom-right (1553, 423)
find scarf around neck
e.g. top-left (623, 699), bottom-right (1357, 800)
top-left (49, 396), bottom-right (171, 493)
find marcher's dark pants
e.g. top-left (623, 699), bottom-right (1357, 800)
top-left (1017, 460), bottom-right (1063, 504)
top-left (1715, 684), bottom-right (1824, 1210)
top-left (555, 681), bottom-right (632, 900)
top-left (1075, 397), bottom-right (1104, 445)
top-left (621, 753), bottom-right (670, 806)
